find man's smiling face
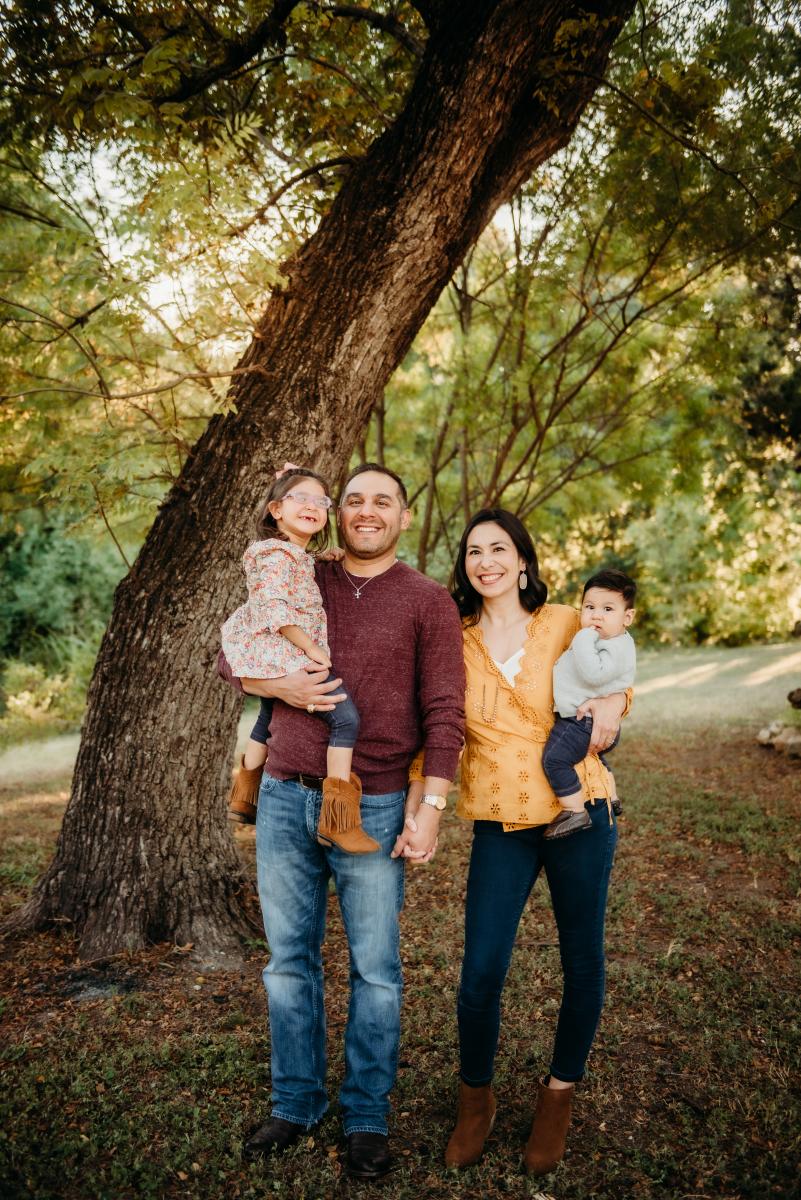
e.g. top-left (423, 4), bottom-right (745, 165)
top-left (337, 470), bottom-right (411, 561)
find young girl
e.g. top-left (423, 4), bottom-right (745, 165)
top-left (221, 467), bottom-right (378, 854)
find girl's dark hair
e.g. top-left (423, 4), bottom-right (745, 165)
top-left (255, 468), bottom-right (331, 553)
top-left (450, 508), bottom-right (548, 626)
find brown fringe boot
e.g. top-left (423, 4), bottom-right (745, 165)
top-left (227, 757), bottom-right (263, 825)
top-left (444, 1080), bottom-right (496, 1168)
top-left (523, 1077), bottom-right (575, 1176)
top-left (317, 774), bottom-right (379, 854)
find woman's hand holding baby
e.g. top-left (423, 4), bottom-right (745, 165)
top-left (576, 692), bottom-right (626, 751)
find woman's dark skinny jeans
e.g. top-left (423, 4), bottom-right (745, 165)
top-left (458, 799), bottom-right (617, 1085)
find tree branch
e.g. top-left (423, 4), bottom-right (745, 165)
top-left (92, 481), bottom-right (132, 569)
top-left (223, 159), bottom-right (356, 240)
top-left (2, 364), bottom-right (267, 403)
top-left (323, 5), bottom-right (424, 57)
top-left (88, 1), bottom-right (153, 50)
top-left (407, 1), bottom-right (445, 32)
top-left (0, 297), bottom-right (114, 403)
top-left (588, 71), bottom-right (769, 216)
top-left (0, 200), bottom-right (64, 229)
top-left (160, 1), bottom-right (301, 104)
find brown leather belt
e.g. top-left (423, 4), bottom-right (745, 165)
top-left (287, 772), bottom-right (325, 791)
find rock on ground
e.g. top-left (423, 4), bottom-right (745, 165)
top-left (773, 726), bottom-right (801, 758)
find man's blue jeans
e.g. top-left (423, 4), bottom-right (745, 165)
top-left (255, 773), bottom-right (406, 1134)
top-left (458, 799), bottom-right (617, 1085)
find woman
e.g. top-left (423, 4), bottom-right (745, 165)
top-left (443, 509), bottom-right (628, 1176)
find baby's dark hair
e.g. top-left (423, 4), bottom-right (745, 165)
top-left (583, 568), bottom-right (637, 607)
top-left (255, 468), bottom-right (331, 553)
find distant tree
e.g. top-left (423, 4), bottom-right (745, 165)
top-left (741, 270), bottom-right (801, 468)
top-left (0, 514), bottom-right (122, 661)
top-left (370, 0), bottom-right (801, 573)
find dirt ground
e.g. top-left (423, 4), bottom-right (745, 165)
top-left (1, 649), bottom-right (800, 1199)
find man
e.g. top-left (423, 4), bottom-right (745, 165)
top-left (231, 463), bottom-right (465, 1179)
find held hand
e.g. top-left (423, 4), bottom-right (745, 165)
top-left (306, 643), bottom-right (333, 670)
top-left (391, 780), bottom-right (424, 858)
top-left (577, 693), bottom-right (625, 752)
top-left (391, 814), bottom-right (439, 862)
top-left (273, 668), bottom-right (345, 711)
top-left (391, 800), bottom-right (440, 862)
top-left (405, 804), bottom-right (441, 861)
top-left (411, 828), bottom-right (439, 864)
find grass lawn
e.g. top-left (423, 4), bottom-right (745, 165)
top-left (1, 646), bottom-right (799, 1199)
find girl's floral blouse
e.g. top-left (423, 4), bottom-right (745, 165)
top-left (221, 538), bottom-right (328, 678)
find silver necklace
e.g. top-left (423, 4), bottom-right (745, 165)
top-left (341, 560), bottom-right (396, 599)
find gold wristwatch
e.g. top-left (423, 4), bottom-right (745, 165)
top-left (420, 793), bottom-right (447, 811)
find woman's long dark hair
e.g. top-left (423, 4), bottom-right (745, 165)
top-left (450, 508), bottom-right (548, 626)
top-left (254, 468), bottom-right (331, 553)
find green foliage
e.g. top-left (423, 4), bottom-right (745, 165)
top-left (623, 470), bottom-right (801, 644)
top-left (365, 1), bottom-right (801, 642)
top-left (0, 513), bottom-right (122, 662)
top-left (0, 658), bottom-right (88, 744)
top-left (740, 269), bottom-right (801, 464)
top-left (0, 512), bottom-right (122, 740)
top-left (0, 0), bottom-right (799, 706)
top-left (2, 1), bottom-right (419, 148)
top-left (0, 4), bottom-right (421, 544)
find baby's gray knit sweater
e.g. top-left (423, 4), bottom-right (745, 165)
top-left (553, 627), bottom-right (636, 718)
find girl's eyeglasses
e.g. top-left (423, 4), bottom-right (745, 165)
top-left (283, 491), bottom-right (333, 510)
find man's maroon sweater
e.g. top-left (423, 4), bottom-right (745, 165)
top-left (247, 560), bottom-right (465, 794)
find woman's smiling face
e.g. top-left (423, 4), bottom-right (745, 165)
top-left (464, 521), bottom-right (525, 600)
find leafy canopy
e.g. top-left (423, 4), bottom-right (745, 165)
top-left (1, 1), bottom-right (799, 646)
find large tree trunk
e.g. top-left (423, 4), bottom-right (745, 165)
top-left (7, 0), bottom-right (635, 961)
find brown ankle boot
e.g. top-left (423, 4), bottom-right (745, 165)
top-left (444, 1080), bottom-right (496, 1168)
top-left (523, 1077), bottom-right (574, 1175)
top-left (317, 774), bottom-right (379, 854)
top-left (227, 757), bottom-right (263, 824)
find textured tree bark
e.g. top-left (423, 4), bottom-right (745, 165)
top-left (7, 0), bottom-right (635, 960)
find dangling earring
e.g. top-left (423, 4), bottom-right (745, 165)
top-left (518, 568), bottom-right (527, 590)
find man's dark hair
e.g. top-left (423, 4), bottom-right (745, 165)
top-left (341, 462), bottom-right (409, 509)
top-left (583, 568), bottom-right (637, 607)
top-left (450, 508), bottom-right (548, 626)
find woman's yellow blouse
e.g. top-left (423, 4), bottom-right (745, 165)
top-left (457, 603), bottom-right (629, 830)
